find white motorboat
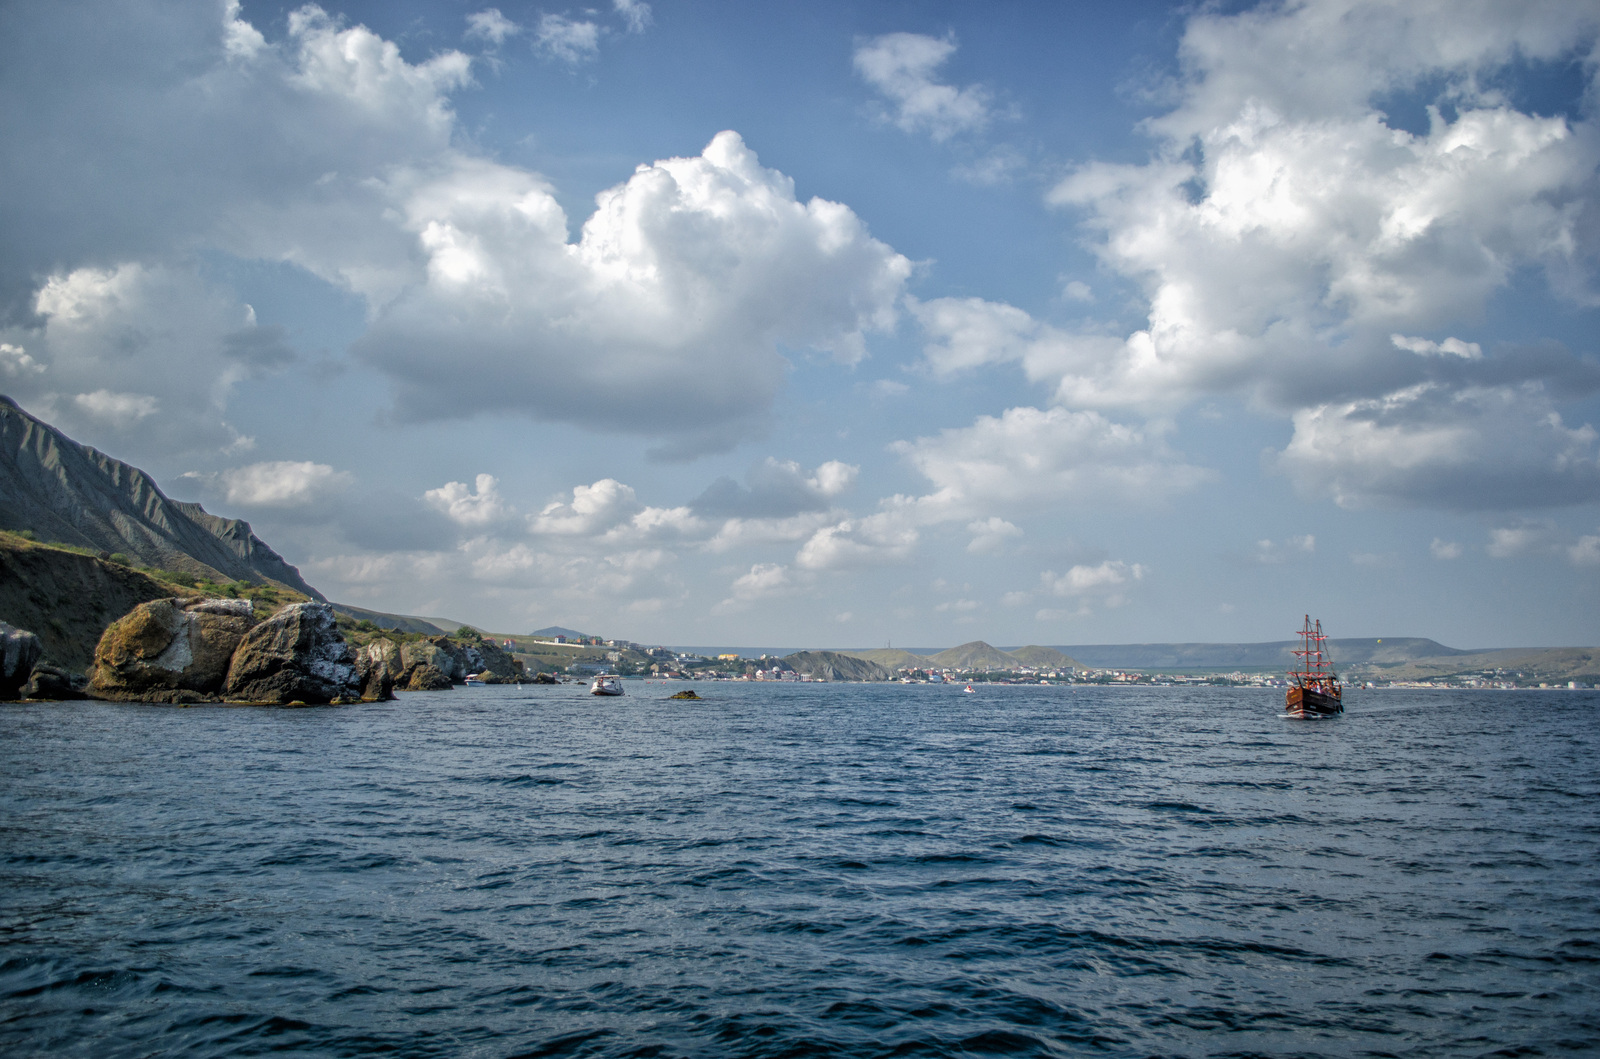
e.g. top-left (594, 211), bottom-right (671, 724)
top-left (589, 675), bottom-right (625, 696)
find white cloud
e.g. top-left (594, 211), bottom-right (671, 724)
top-left (1061, 281), bottom-right (1094, 303)
top-left (1276, 382), bottom-right (1600, 509)
top-left (885, 0), bottom-right (1600, 512)
top-left (535, 14), bottom-right (600, 63)
top-left (359, 131), bottom-right (912, 452)
top-left (1486, 522), bottom-right (1555, 559)
top-left (692, 458), bottom-right (858, 518)
top-left (1254, 534), bottom-right (1315, 564)
top-left (424, 473), bottom-right (511, 526)
top-left (1392, 334), bottom-right (1482, 360)
top-left (531, 479), bottom-right (642, 536)
top-left (613, 0), bottom-right (652, 34)
top-left (1430, 537), bottom-right (1463, 559)
top-left (795, 505), bottom-right (922, 571)
top-left (221, 460), bottom-right (353, 507)
top-left (71, 389), bottom-right (158, 428)
top-left (714, 562), bottom-right (795, 613)
top-left (0, 343), bottom-right (44, 377)
top-left (893, 404), bottom-right (1212, 507)
top-left (853, 32), bottom-right (992, 141)
top-left (2, 263), bottom-right (272, 455)
top-left (966, 516), bottom-right (1022, 555)
top-left (465, 9), bottom-right (520, 46)
top-left (1033, 559), bottom-right (1146, 619)
top-left (1044, 560), bottom-right (1144, 596)
top-left (2, 7), bottom-right (911, 458)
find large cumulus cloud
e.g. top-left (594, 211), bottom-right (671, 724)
top-left (915, 0), bottom-right (1600, 511)
top-left (0, 2), bottom-right (909, 459)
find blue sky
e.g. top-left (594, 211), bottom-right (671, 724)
top-left (4, 0), bottom-right (1600, 648)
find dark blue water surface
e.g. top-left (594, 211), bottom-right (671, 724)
top-left (2, 684), bottom-right (1598, 1057)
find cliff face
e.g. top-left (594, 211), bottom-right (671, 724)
top-left (0, 395), bottom-right (322, 598)
top-left (783, 651), bottom-right (891, 682)
top-left (0, 535), bottom-right (182, 672)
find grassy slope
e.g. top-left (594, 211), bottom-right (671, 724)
top-left (0, 530), bottom-right (312, 672)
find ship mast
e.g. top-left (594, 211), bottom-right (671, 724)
top-left (1290, 615), bottom-right (1336, 688)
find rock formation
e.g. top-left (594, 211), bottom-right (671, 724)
top-left (0, 534), bottom-right (182, 672)
top-left (224, 602), bottom-right (361, 704)
top-left (89, 597), bottom-right (258, 704)
top-left (0, 395), bottom-right (321, 595)
top-left (1, 621), bottom-right (42, 700)
top-left (21, 661), bottom-right (85, 700)
top-left (404, 664), bottom-right (454, 691)
top-left (402, 640), bottom-right (456, 678)
top-left (781, 651), bottom-right (891, 682)
top-left (352, 639), bottom-right (401, 702)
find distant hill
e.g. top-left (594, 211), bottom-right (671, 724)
top-left (844, 648), bottom-right (930, 670)
top-left (329, 604), bottom-right (448, 636)
top-left (926, 641), bottom-right (1019, 670)
top-left (782, 651), bottom-right (891, 682)
top-left (1006, 645), bottom-right (1079, 669)
top-left (0, 395), bottom-right (321, 596)
top-left (532, 625), bottom-right (588, 639)
top-left (1056, 638), bottom-right (1470, 670)
top-left (1342, 646), bottom-right (1599, 684)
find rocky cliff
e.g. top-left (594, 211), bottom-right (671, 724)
top-left (0, 395), bottom-right (321, 596)
top-left (782, 650), bottom-right (891, 682)
top-left (0, 532), bottom-right (188, 671)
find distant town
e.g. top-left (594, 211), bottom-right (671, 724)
top-left (508, 633), bottom-right (1593, 690)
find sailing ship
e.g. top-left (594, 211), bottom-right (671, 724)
top-left (1285, 615), bottom-right (1342, 718)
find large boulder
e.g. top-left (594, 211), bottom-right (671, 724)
top-left (22, 662), bottom-right (87, 700)
top-left (88, 597), bottom-right (256, 704)
top-left (224, 602), bottom-right (360, 705)
top-left (465, 639), bottom-right (523, 683)
top-left (1, 622), bottom-right (42, 700)
top-left (353, 639), bottom-right (399, 702)
top-left (402, 640), bottom-right (457, 679)
top-left (403, 663), bottom-right (453, 691)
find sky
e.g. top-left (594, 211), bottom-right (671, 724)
top-left (4, 0), bottom-right (1600, 649)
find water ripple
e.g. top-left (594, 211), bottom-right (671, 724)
top-left (1, 685), bottom-right (1597, 1057)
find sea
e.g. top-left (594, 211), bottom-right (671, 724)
top-left (1, 684), bottom-right (1596, 1058)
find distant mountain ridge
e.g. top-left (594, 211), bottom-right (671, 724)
top-left (1055, 638), bottom-right (1470, 670)
top-left (0, 395), bottom-right (321, 597)
top-left (844, 641), bottom-right (1080, 671)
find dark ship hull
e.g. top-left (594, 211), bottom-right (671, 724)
top-left (1285, 683), bottom-right (1342, 718)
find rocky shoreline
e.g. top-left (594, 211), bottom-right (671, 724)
top-left (1, 598), bottom-right (528, 706)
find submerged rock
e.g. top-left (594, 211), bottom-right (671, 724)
top-left (22, 661), bottom-right (87, 700)
top-left (1, 622), bottom-right (42, 700)
top-left (89, 597), bottom-right (256, 703)
top-left (224, 602), bottom-right (360, 705)
top-left (403, 663), bottom-right (453, 691)
top-left (668, 689), bottom-right (701, 700)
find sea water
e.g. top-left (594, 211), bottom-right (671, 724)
top-left (1, 684), bottom-right (1596, 1057)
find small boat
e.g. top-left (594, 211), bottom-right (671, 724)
top-left (1286, 615), bottom-right (1342, 718)
top-left (464, 676), bottom-right (487, 687)
top-left (964, 684), bottom-right (975, 693)
top-left (589, 675), bottom-right (625, 696)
